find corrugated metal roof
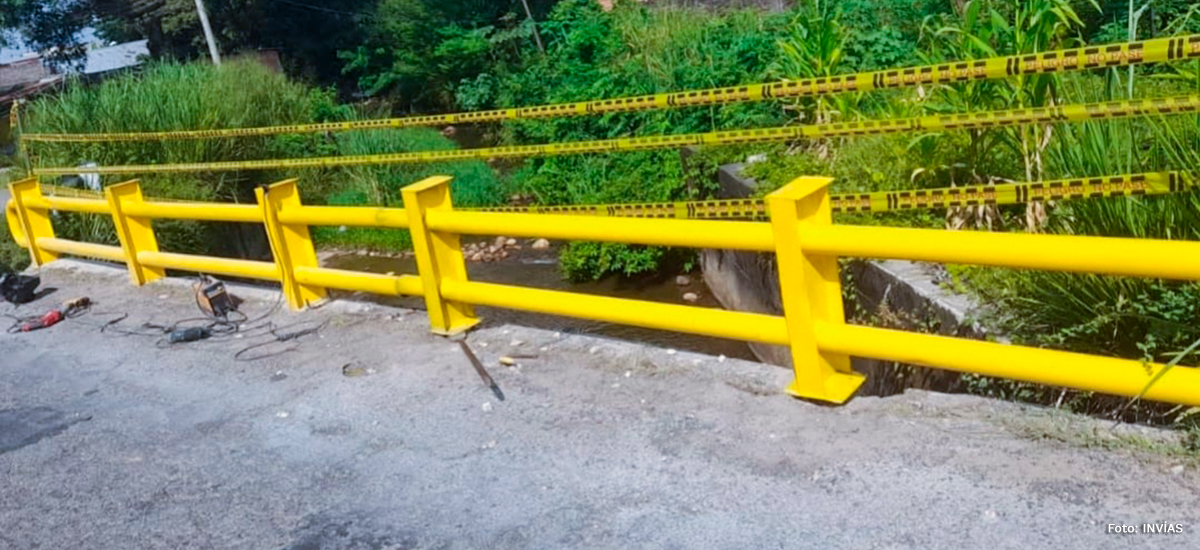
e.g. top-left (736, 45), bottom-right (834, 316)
top-left (81, 40), bottom-right (149, 75)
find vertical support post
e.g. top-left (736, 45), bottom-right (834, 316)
top-left (8, 177), bottom-right (57, 266)
top-left (767, 176), bottom-right (865, 403)
top-left (257, 179), bottom-right (325, 310)
top-left (5, 194), bottom-right (28, 249)
top-left (106, 179), bottom-right (165, 285)
top-left (402, 176), bottom-right (479, 335)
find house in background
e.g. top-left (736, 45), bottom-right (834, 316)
top-left (0, 40), bottom-right (150, 162)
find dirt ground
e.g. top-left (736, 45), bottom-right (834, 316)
top-left (1, 260), bottom-right (1197, 549)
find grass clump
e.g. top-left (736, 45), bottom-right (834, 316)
top-left (22, 61), bottom-right (501, 256)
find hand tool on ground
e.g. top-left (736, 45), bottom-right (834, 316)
top-left (459, 340), bottom-right (505, 401)
top-left (9, 297), bottom-right (90, 333)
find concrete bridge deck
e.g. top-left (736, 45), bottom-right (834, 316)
top-left (1, 260), bottom-right (1197, 549)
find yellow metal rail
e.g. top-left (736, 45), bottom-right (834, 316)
top-left (6, 174), bottom-right (1200, 408)
top-left (124, 201), bottom-right (262, 223)
top-left (26, 170), bottom-right (1197, 222)
top-left (19, 34), bottom-right (1200, 143)
top-left (35, 237), bottom-right (126, 263)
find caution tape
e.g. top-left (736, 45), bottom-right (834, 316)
top-left (21, 35), bottom-right (1200, 143)
top-left (37, 184), bottom-right (103, 198)
top-left (469, 172), bottom-right (1193, 219)
top-left (31, 95), bottom-right (1200, 176)
top-left (9, 100), bottom-right (19, 131)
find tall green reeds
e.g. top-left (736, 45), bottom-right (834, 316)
top-left (21, 60), bottom-right (501, 255)
top-left (969, 72), bottom-right (1200, 373)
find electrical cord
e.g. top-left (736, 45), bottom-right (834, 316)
top-left (80, 276), bottom-right (286, 347)
top-left (233, 319), bottom-right (329, 361)
top-left (11, 274), bottom-right (328, 360)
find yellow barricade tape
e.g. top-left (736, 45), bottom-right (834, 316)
top-left (21, 35), bottom-right (1200, 143)
top-left (31, 95), bottom-right (1200, 176)
top-left (472, 172), bottom-right (1192, 219)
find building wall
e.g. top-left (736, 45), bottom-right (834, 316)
top-left (0, 58), bottom-right (52, 90)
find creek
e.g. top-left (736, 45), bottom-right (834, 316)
top-left (323, 239), bottom-right (756, 361)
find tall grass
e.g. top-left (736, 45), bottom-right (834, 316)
top-left (21, 60), bottom-right (503, 255)
top-left (26, 61), bottom-right (335, 198)
top-left (308, 127), bottom-right (503, 251)
top-left (966, 72), bottom-right (1200, 380)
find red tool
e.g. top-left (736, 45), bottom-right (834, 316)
top-left (14, 297), bottom-right (91, 333)
top-left (20, 309), bottom-right (63, 332)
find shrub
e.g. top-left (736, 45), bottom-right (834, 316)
top-left (476, 0), bottom-right (792, 279)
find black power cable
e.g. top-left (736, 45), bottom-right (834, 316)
top-left (233, 319), bottom-right (329, 361)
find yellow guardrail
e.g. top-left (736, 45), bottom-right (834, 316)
top-left (6, 174), bottom-right (1200, 408)
top-left (18, 34), bottom-right (1200, 143)
top-left (32, 170), bottom-right (1193, 220)
top-left (29, 95), bottom-right (1200, 176)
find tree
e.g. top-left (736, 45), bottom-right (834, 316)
top-left (0, 0), bottom-right (97, 69)
top-left (339, 0), bottom-right (556, 109)
top-left (1, 0), bottom-right (379, 87)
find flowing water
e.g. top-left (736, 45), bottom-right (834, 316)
top-left (323, 240), bottom-right (756, 361)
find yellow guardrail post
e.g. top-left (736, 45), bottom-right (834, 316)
top-left (5, 192), bottom-right (29, 249)
top-left (8, 177), bottom-right (58, 265)
top-left (768, 176), bottom-right (865, 404)
top-left (257, 179), bottom-right (325, 310)
top-left (105, 179), bottom-right (166, 285)
top-left (402, 176), bottom-right (480, 335)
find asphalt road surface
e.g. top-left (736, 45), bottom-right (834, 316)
top-left (1, 261), bottom-right (1197, 549)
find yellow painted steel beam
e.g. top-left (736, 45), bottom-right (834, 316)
top-left (123, 201), bottom-right (263, 223)
top-left (21, 34), bottom-right (1200, 143)
top-left (817, 322), bottom-right (1200, 407)
top-left (9, 177), bottom-right (58, 265)
top-left (28, 195), bottom-right (112, 214)
top-left (403, 176), bottom-right (479, 335)
top-left (277, 205), bottom-right (409, 228)
top-left (425, 210), bottom-right (776, 252)
top-left (258, 179), bottom-right (325, 310)
top-left (31, 95), bottom-right (1200, 176)
top-left (800, 225), bottom-right (1200, 281)
top-left (106, 179), bottom-right (167, 285)
top-left (136, 251), bottom-right (281, 281)
top-left (440, 279), bottom-right (791, 346)
top-left (294, 266), bottom-right (423, 296)
top-left (35, 237), bottom-right (126, 263)
top-left (768, 176), bottom-right (865, 403)
top-left (5, 199), bottom-right (28, 248)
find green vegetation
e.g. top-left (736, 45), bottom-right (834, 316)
top-left (0, 217), bottom-right (27, 275)
top-left (20, 61), bottom-right (500, 256)
top-left (5, 0), bottom-right (1200, 427)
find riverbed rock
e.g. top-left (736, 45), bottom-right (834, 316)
top-left (470, 252), bottom-right (483, 262)
top-left (675, 275), bottom-right (691, 286)
top-left (494, 236), bottom-right (508, 248)
top-left (682, 292), bottom-right (699, 303)
top-left (532, 238), bottom-right (551, 250)
top-left (505, 238), bottom-right (517, 247)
